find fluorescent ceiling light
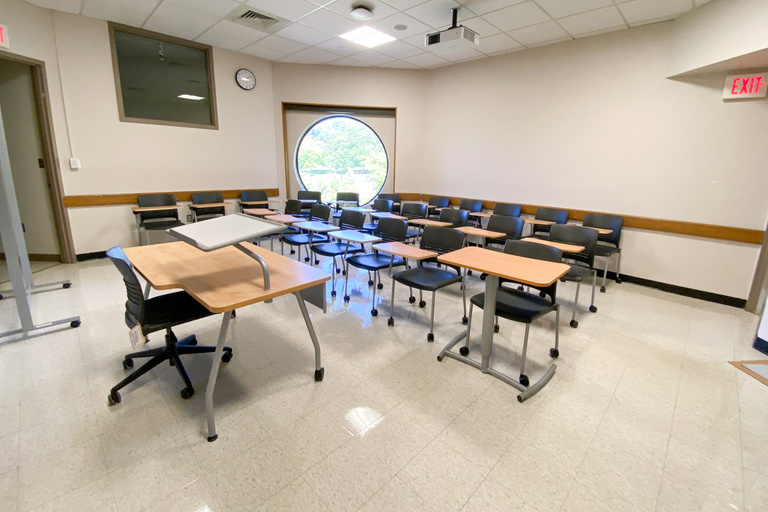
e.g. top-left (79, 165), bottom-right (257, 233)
top-left (340, 26), bottom-right (395, 49)
top-left (178, 94), bottom-right (205, 100)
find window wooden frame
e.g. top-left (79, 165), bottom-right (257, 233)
top-left (108, 23), bottom-right (218, 130)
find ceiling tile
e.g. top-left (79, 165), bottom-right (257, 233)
top-left (165, 0), bottom-right (240, 18)
top-left (81, 1), bottom-right (154, 26)
top-left (618, 0), bottom-right (692, 26)
top-left (297, 8), bottom-right (362, 36)
top-left (279, 46), bottom-right (338, 63)
top-left (324, 0), bottom-right (398, 23)
top-left (145, 2), bottom-right (220, 39)
top-left (403, 51), bottom-right (450, 67)
top-left (369, 12), bottom-right (432, 39)
top-left (402, 31), bottom-right (430, 47)
top-left (195, 31), bottom-right (249, 51)
top-left (460, 16), bottom-right (501, 37)
top-left (24, 0), bottom-right (81, 14)
top-left (458, 0), bottom-right (525, 16)
top-left (477, 32), bottom-right (522, 54)
top-left (275, 23), bottom-right (334, 45)
top-left (508, 20), bottom-right (569, 46)
top-left (204, 20), bottom-right (269, 44)
top-left (374, 40), bottom-right (425, 58)
top-left (483, 2), bottom-right (551, 32)
top-left (245, 0), bottom-right (321, 21)
top-left (240, 44), bottom-right (288, 60)
top-left (314, 37), bottom-right (366, 56)
top-left (404, 1), bottom-right (471, 29)
top-left (558, 6), bottom-right (625, 36)
top-left (93, 0), bottom-right (159, 9)
top-left (534, 0), bottom-right (613, 19)
top-left (255, 34), bottom-right (309, 53)
top-left (438, 47), bottom-right (484, 61)
top-left (381, 0), bottom-right (429, 10)
top-left (328, 57), bottom-right (369, 66)
top-left (379, 60), bottom-right (420, 69)
top-left (351, 50), bottom-right (396, 65)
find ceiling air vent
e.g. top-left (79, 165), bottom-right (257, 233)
top-left (227, 6), bottom-right (289, 34)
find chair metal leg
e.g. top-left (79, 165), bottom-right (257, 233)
top-left (462, 302), bottom-right (474, 354)
top-left (520, 324), bottom-right (530, 379)
top-left (589, 270), bottom-right (597, 313)
top-left (570, 281), bottom-right (581, 328)
top-left (601, 256), bottom-right (609, 291)
top-left (342, 260), bottom-right (351, 302)
top-left (550, 304), bottom-right (560, 358)
top-left (616, 250), bottom-right (622, 283)
top-left (461, 271), bottom-right (468, 324)
top-left (427, 291), bottom-right (436, 342)
top-left (370, 269), bottom-right (378, 316)
top-left (388, 276), bottom-right (396, 326)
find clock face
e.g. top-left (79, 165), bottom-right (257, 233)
top-left (235, 69), bottom-right (256, 90)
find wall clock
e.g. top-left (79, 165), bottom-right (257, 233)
top-left (235, 68), bottom-right (256, 90)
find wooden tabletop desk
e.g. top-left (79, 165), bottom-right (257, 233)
top-left (436, 246), bottom-right (570, 402)
top-left (408, 218), bottom-right (452, 228)
top-left (124, 241), bottom-right (330, 441)
top-left (455, 226), bottom-right (504, 239)
top-left (243, 208), bottom-right (275, 217)
top-left (239, 201), bottom-right (270, 208)
top-left (188, 202), bottom-right (232, 209)
top-left (265, 214), bottom-right (304, 224)
top-left (372, 241), bottom-right (437, 261)
top-left (370, 212), bottom-right (407, 220)
top-left (294, 221), bottom-right (339, 233)
top-left (522, 238), bottom-right (585, 253)
top-left (344, 206), bottom-right (374, 213)
top-left (332, 230), bottom-right (381, 244)
top-left (468, 211), bottom-right (492, 218)
top-left (523, 218), bottom-right (555, 226)
top-left (131, 205), bottom-right (181, 213)
top-left (572, 225), bottom-right (612, 235)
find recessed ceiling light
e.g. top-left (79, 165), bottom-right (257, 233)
top-left (178, 94), bottom-right (205, 100)
top-left (340, 26), bottom-right (395, 48)
top-left (350, 6), bottom-right (374, 21)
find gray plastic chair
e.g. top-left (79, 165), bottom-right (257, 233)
top-left (583, 213), bottom-right (623, 293)
top-left (549, 224), bottom-right (598, 328)
top-left (135, 194), bottom-right (183, 245)
top-left (191, 192), bottom-right (225, 222)
top-left (531, 207), bottom-right (568, 239)
top-left (493, 203), bottom-right (521, 217)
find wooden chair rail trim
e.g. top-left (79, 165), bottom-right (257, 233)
top-left (63, 189), bottom-right (280, 208)
top-left (416, 193), bottom-right (763, 245)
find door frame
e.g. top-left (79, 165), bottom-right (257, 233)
top-left (0, 52), bottom-right (75, 263)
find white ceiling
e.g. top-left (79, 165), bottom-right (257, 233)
top-left (26, 0), bottom-right (712, 69)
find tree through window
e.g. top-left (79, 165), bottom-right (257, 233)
top-left (295, 116), bottom-right (388, 204)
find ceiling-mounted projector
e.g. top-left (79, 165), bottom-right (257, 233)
top-left (425, 8), bottom-right (479, 53)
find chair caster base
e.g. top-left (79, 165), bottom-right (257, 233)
top-left (589, 305), bottom-right (597, 313)
top-left (615, 278), bottom-right (622, 284)
top-left (519, 374), bottom-right (529, 387)
top-left (63, 282), bottom-right (72, 289)
top-left (387, 318), bottom-right (394, 326)
top-left (107, 391), bottom-right (121, 406)
top-left (467, 270), bottom-right (473, 276)
top-left (290, 250), bottom-right (295, 254)
top-left (344, 295), bottom-right (350, 303)
top-left (462, 316), bottom-right (468, 325)
top-left (427, 333), bottom-right (434, 342)
top-left (70, 320), bottom-right (81, 328)
top-left (231, 310), bottom-right (236, 318)
top-left (600, 286), bottom-right (606, 293)
top-left (122, 358), bottom-right (134, 370)
top-left (377, 283), bottom-right (383, 290)
top-left (459, 346), bottom-right (469, 356)
top-left (408, 296), bottom-right (416, 304)
top-left (550, 348), bottom-right (559, 358)
top-left (314, 367), bottom-right (325, 381)
top-left (570, 319), bottom-right (578, 328)
top-left (207, 434), bottom-right (218, 442)
top-left (494, 324), bottom-right (499, 333)
top-left (222, 350), bottom-right (233, 363)
top-left (437, 355), bottom-right (443, 362)
top-left (419, 300), bottom-right (426, 308)
top-left (371, 309), bottom-right (378, 317)
top-left (336, 268), bottom-right (341, 274)
top-left (304, 257), bottom-right (310, 262)
top-left (368, 280), bottom-right (374, 286)
top-left (342, 270), bottom-right (346, 275)
top-left (331, 290), bottom-right (337, 297)
top-left (180, 387), bottom-right (194, 399)
top-left (480, 273), bottom-right (487, 280)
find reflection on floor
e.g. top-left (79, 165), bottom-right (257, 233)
top-left (0, 253), bottom-right (766, 512)
top-left (0, 260), bottom-right (61, 285)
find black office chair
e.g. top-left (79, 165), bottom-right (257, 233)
top-left (493, 203), bottom-right (521, 217)
top-left (135, 194), bottom-right (183, 245)
top-left (401, 202), bottom-right (427, 243)
top-left (458, 240), bottom-right (562, 387)
top-left (191, 192), bottom-right (225, 222)
top-left (311, 209), bottom-right (366, 296)
top-left (332, 192), bottom-right (360, 222)
top-left (438, 208), bottom-right (469, 228)
top-left (344, 218), bottom-right (408, 316)
top-left (281, 203), bottom-right (331, 262)
top-left (378, 193), bottom-right (401, 214)
top-left (427, 195), bottom-right (450, 218)
top-left (297, 190), bottom-right (322, 218)
top-left (549, 224), bottom-right (598, 328)
top-left (105, 247), bottom-right (232, 406)
top-left (459, 199), bottom-right (484, 226)
top-left (530, 207), bottom-right (568, 239)
top-left (485, 215), bottom-right (524, 249)
top-left (389, 226), bottom-right (467, 342)
top-left (240, 190), bottom-right (269, 212)
top-left (362, 198), bottom-right (394, 232)
top-left (583, 213), bottom-right (623, 293)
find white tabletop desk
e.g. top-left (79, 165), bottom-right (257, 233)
top-left (437, 247), bottom-right (569, 402)
top-left (125, 215), bottom-right (330, 442)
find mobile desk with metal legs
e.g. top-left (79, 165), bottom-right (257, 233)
top-left (436, 246), bottom-right (569, 402)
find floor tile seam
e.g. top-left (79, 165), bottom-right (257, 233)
top-left (297, 473), bottom-right (332, 511)
top-left (19, 464), bottom-right (114, 512)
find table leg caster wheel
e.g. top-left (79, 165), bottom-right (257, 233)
top-left (377, 283), bottom-right (383, 290)
top-left (615, 278), bottom-right (622, 284)
top-left (409, 296), bottom-right (416, 304)
top-left (550, 348), bottom-right (559, 358)
top-left (207, 434), bottom-right (218, 442)
top-left (589, 305), bottom-right (597, 313)
top-left (459, 346), bottom-right (469, 356)
top-left (600, 286), bottom-right (606, 293)
top-left (344, 295), bottom-right (350, 303)
top-left (331, 290), bottom-right (337, 297)
top-left (222, 350), bottom-right (233, 363)
top-left (107, 391), bottom-right (121, 406)
top-left (419, 300), bottom-right (426, 308)
top-left (387, 318), bottom-right (394, 326)
top-left (371, 309), bottom-right (378, 317)
top-left (462, 316), bottom-right (468, 325)
top-left (122, 358), bottom-right (134, 370)
top-left (63, 282), bottom-right (72, 289)
top-left (70, 320), bottom-right (81, 328)
top-left (570, 319), bottom-right (578, 328)
top-left (494, 324), bottom-right (499, 333)
top-left (368, 280), bottom-right (374, 286)
top-left (314, 367), bottom-right (325, 381)
top-left (180, 387), bottom-right (195, 399)
top-left (427, 333), bottom-right (434, 342)
top-left (519, 375), bottom-right (529, 387)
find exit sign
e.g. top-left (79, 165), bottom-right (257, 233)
top-left (0, 25), bottom-right (8, 49)
top-left (723, 72), bottom-right (768, 100)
